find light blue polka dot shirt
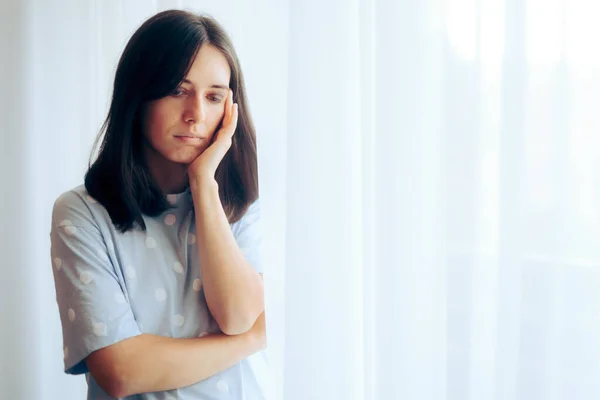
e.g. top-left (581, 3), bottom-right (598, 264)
top-left (50, 184), bottom-right (268, 399)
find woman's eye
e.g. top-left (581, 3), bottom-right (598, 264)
top-left (208, 96), bottom-right (224, 103)
top-left (172, 88), bottom-right (186, 96)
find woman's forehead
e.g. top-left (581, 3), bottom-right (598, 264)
top-left (183, 45), bottom-right (231, 88)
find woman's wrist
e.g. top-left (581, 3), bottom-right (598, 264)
top-left (189, 175), bottom-right (219, 197)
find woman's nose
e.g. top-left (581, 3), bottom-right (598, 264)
top-left (185, 96), bottom-right (205, 124)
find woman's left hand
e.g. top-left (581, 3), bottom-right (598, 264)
top-left (188, 89), bottom-right (238, 184)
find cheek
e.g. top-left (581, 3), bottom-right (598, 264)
top-left (144, 103), bottom-right (175, 141)
top-left (208, 109), bottom-right (226, 135)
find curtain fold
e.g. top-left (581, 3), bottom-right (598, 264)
top-left (282, 0), bottom-right (600, 399)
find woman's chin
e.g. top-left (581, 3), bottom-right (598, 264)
top-left (166, 150), bottom-right (203, 165)
top-left (171, 157), bottom-right (197, 166)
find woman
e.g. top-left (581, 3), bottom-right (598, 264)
top-left (50, 9), bottom-right (267, 399)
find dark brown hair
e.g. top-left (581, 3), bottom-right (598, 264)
top-left (85, 10), bottom-right (259, 233)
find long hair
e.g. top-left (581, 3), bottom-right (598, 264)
top-left (85, 10), bottom-right (259, 233)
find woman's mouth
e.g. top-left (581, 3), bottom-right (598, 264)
top-left (175, 135), bottom-right (203, 143)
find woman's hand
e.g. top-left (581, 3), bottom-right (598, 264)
top-left (188, 89), bottom-right (238, 185)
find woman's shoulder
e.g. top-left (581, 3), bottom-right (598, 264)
top-left (242, 198), bottom-right (260, 218)
top-left (230, 198), bottom-right (261, 234)
top-left (51, 184), bottom-right (103, 231)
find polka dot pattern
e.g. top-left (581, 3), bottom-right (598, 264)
top-left (188, 233), bottom-right (196, 245)
top-left (54, 257), bottom-right (62, 270)
top-left (93, 322), bottom-right (107, 336)
top-left (155, 288), bottom-right (167, 302)
top-left (96, 248), bottom-right (106, 260)
top-left (173, 314), bottom-right (185, 327)
top-left (166, 194), bottom-right (178, 205)
top-left (145, 237), bottom-right (157, 249)
top-left (125, 266), bottom-right (137, 280)
top-left (164, 214), bottom-right (176, 226)
top-left (79, 271), bottom-right (92, 285)
top-left (85, 194), bottom-right (97, 203)
top-left (114, 292), bottom-right (126, 304)
top-left (193, 279), bottom-right (201, 292)
top-left (68, 308), bottom-right (75, 322)
top-left (173, 261), bottom-right (184, 274)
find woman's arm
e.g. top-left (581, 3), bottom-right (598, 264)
top-left (190, 178), bottom-right (264, 335)
top-left (87, 312), bottom-right (266, 398)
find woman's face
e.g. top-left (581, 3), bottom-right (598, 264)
top-left (142, 44), bottom-right (231, 166)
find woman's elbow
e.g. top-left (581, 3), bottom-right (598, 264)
top-left (87, 363), bottom-right (129, 398)
top-left (85, 345), bottom-right (138, 398)
top-left (211, 297), bottom-right (264, 335)
top-left (217, 308), bottom-right (261, 335)
top-left (104, 379), bottom-right (128, 399)
top-left (218, 316), bottom-right (254, 335)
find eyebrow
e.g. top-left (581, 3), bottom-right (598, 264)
top-left (182, 79), bottom-right (229, 90)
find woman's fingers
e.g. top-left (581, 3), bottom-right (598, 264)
top-left (217, 90), bottom-right (236, 141)
top-left (212, 96), bottom-right (237, 159)
top-left (225, 90), bottom-right (236, 137)
top-left (187, 90), bottom-right (238, 181)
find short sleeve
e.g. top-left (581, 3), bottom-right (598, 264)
top-left (50, 190), bottom-right (141, 375)
top-left (233, 199), bottom-right (264, 274)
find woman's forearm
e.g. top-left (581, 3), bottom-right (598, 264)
top-left (190, 178), bottom-right (264, 335)
top-left (91, 318), bottom-right (265, 398)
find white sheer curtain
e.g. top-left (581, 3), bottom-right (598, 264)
top-left (2, 0), bottom-right (600, 399)
top-left (284, 0), bottom-right (600, 399)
